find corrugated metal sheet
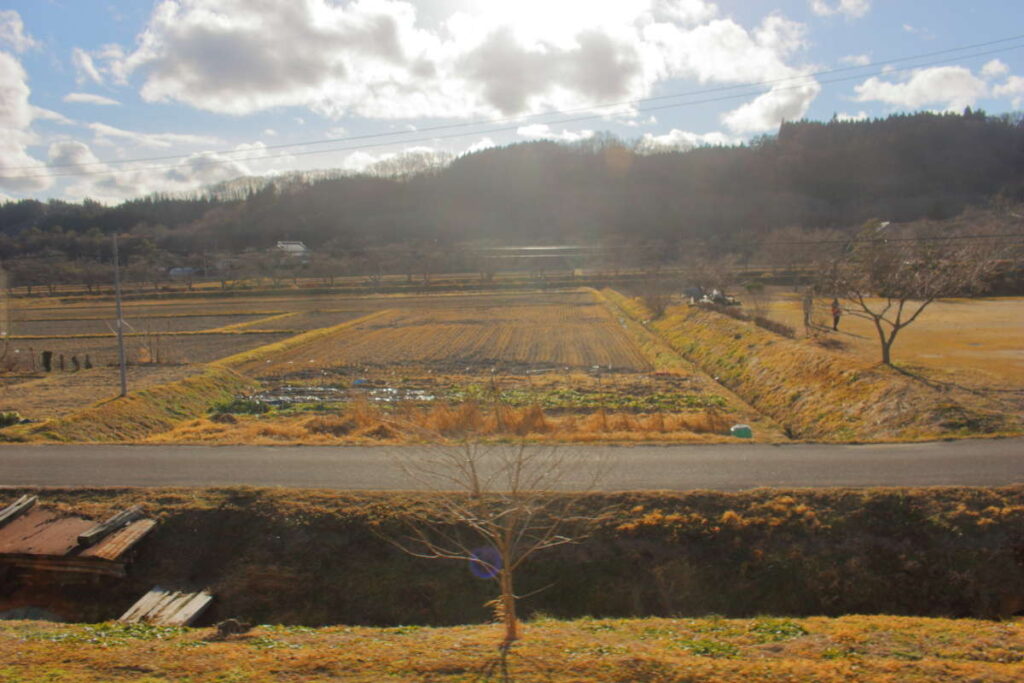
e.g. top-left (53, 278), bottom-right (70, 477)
top-left (120, 587), bottom-right (213, 626)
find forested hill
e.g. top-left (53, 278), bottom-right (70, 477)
top-left (1, 110), bottom-right (1022, 262)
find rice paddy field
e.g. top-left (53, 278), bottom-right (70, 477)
top-left (1, 285), bottom-right (1018, 443)
top-left (0, 288), bottom-right (774, 442)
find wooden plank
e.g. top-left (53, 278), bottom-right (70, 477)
top-left (82, 519), bottom-right (156, 561)
top-left (77, 505), bottom-right (144, 548)
top-left (164, 591), bottom-right (214, 626)
top-left (119, 586), bottom-right (213, 626)
top-left (0, 495), bottom-right (36, 529)
top-left (4, 554), bottom-right (126, 578)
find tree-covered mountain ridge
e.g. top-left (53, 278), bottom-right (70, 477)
top-left (1, 111), bottom-right (1022, 262)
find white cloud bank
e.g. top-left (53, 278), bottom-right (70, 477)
top-left (854, 66), bottom-right (989, 111)
top-left (636, 128), bottom-right (735, 151)
top-left (87, 0), bottom-right (817, 135)
top-left (0, 50), bottom-right (50, 193)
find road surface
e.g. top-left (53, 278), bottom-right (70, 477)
top-left (1, 439), bottom-right (1022, 491)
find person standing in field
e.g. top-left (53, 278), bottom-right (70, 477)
top-left (802, 289), bottom-right (813, 334)
top-left (831, 298), bottom-right (841, 331)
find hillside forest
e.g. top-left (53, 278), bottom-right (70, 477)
top-left (1, 110), bottom-right (1023, 289)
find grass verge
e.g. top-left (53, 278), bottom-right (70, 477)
top-left (1, 615), bottom-right (1021, 682)
top-left (5, 368), bottom-right (257, 442)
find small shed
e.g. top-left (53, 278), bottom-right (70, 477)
top-left (0, 496), bottom-right (155, 582)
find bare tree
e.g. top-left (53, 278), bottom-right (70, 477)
top-left (638, 271), bottom-right (675, 318)
top-left (388, 440), bottom-right (608, 657)
top-left (822, 220), bottom-right (1001, 365)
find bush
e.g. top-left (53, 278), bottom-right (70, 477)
top-left (0, 411), bottom-right (22, 428)
top-left (304, 415), bottom-right (357, 436)
top-left (211, 398), bottom-right (271, 415)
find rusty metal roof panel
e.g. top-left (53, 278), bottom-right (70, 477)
top-left (0, 509), bottom-right (93, 556)
top-left (82, 519), bottom-right (156, 561)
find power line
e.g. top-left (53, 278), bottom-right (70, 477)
top-left (4, 37), bottom-right (1024, 181)
top-left (18, 31), bottom-right (1024, 174)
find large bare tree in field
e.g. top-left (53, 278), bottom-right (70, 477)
top-left (389, 440), bottom-right (608, 657)
top-left (823, 220), bottom-right (1001, 366)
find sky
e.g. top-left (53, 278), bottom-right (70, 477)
top-left (1, 0), bottom-right (1022, 203)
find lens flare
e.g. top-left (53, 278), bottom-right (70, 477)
top-left (469, 546), bottom-right (502, 579)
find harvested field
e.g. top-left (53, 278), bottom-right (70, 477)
top-left (0, 289), bottom-right (767, 441)
top-left (8, 314), bottom-right (271, 337)
top-left (8, 289), bottom-right (596, 321)
top-left (3, 332), bottom-right (291, 370)
top-left (232, 309), bottom-right (369, 331)
top-left (238, 300), bottom-right (652, 377)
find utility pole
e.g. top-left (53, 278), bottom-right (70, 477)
top-left (113, 234), bottom-right (128, 397)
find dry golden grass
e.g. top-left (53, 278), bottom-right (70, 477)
top-left (765, 292), bottom-right (1024, 385)
top-left (8, 368), bottom-right (258, 442)
top-left (1, 615), bottom-right (1020, 682)
top-left (148, 400), bottom-right (743, 445)
top-left (603, 289), bottom-right (1017, 441)
top-left (0, 365), bottom-right (205, 421)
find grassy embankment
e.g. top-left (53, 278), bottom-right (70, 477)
top-left (603, 289), bottom-right (1017, 441)
top-left (2, 614), bottom-right (1021, 682)
top-left (3, 486), bottom-right (1021, 626)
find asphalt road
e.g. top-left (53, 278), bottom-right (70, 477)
top-left (1, 439), bottom-right (1022, 491)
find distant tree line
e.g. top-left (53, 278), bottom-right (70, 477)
top-left (1, 110), bottom-right (1022, 290)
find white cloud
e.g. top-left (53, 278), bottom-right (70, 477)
top-left (339, 145), bottom-right (449, 176)
top-left (981, 59), bottom-right (1010, 79)
top-left (637, 128), bottom-right (734, 152)
top-left (465, 137), bottom-right (496, 154)
top-left (835, 110), bottom-right (869, 121)
top-left (840, 53), bottom-right (870, 66)
top-left (642, 15), bottom-right (819, 133)
top-left (262, 128), bottom-right (278, 137)
top-left (722, 80), bottom-right (820, 133)
top-left (72, 48), bottom-right (104, 85)
top-left (32, 106), bottom-right (75, 125)
top-left (0, 10), bottom-right (38, 53)
top-left (516, 124), bottom-right (595, 142)
top-left (654, 0), bottom-right (718, 25)
top-left (809, 1), bottom-right (870, 19)
top-left (104, 0), bottom-right (813, 132)
top-left (0, 51), bottom-right (51, 192)
top-left (87, 122), bottom-right (221, 148)
top-left (64, 92), bottom-right (121, 106)
top-left (52, 138), bottom-right (287, 203)
top-left (994, 76), bottom-right (1024, 110)
top-left (854, 66), bottom-right (989, 111)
